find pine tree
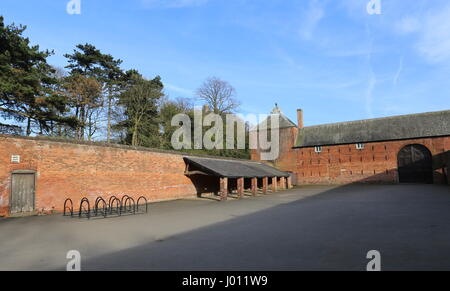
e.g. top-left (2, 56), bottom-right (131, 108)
top-left (64, 43), bottom-right (123, 141)
top-left (0, 16), bottom-right (75, 135)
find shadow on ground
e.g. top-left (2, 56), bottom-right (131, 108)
top-left (70, 184), bottom-right (450, 271)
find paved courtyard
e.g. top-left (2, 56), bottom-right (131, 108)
top-left (1, 184), bottom-right (450, 271)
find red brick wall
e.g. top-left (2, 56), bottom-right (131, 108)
top-left (252, 133), bottom-right (450, 185)
top-left (250, 127), bottom-right (298, 173)
top-left (295, 137), bottom-right (450, 184)
top-left (274, 127), bottom-right (299, 173)
top-left (0, 136), bottom-right (205, 217)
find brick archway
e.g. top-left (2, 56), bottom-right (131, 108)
top-left (397, 144), bottom-right (433, 184)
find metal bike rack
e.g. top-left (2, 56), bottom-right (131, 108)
top-left (63, 195), bottom-right (148, 219)
top-left (108, 196), bottom-right (118, 208)
top-left (63, 198), bottom-right (73, 217)
top-left (120, 195), bottom-right (130, 212)
top-left (109, 197), bottom-right (121, 216)
top-left (94, 197), bottom-right (107, 218)
top-left (78, 197), bottom-right (91, 219)
top-left (123, 196), bottom-right (136, 214)
top-left (137, 196), bottom-right (148, 213)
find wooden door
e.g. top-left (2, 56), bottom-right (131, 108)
top-left (10, 173), bottom-right (35, 214)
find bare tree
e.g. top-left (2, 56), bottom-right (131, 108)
top-left (196, 77), bottom-right (240, 114)
top-left (63, 75), bottom-right (102, 140)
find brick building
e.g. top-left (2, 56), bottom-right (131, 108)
top-left (0, 136), bottom-right (289, 217)
top-left (251, 106), bottom-right (450, 185)
top-left (1, 107), bottom-right (448, 217)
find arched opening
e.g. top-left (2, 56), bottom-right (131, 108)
top-left (397, 144), bottom-right (433, 184)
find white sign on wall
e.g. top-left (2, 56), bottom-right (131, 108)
top-left (11, 155), bottom-right (20, 163)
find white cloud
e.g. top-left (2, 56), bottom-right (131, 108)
top-left (416, 5), bottom-right (450, 63)
top-left (393, 56), bottom-right (403, 86)
top-left (299, 0), bottom-right (325, 40)
top-left (272, 46), bottom-right (303, 70)
top-left (142, 0), bottom-right (209, 9)
top-left (365, 71), bottom-right (376, 118)
top-left (325, 47), bottom-right (379, 58)
top-left (165, 83), bottom-right (194, 96)
top-left (365, 40), bottom-right (376, 118)
top-left (395, 16), bottom-right (421, 34)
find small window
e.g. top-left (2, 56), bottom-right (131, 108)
top-left (314, 146), bottom-right (322, 153)
top-left (356, 143), bottom-right (365, 150)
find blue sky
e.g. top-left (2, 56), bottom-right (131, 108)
top-left (1, 0), bottom-right (450, 126)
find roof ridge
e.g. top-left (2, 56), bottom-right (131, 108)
top-left (251, 112), bottom-right (297, 130)
top-left (302, 109), bottom-right (450, 129)
top-left (295, 109), bottom-right (450, 148)
top-left (279, 113), bottom-right (298, 127)
top-left (185, 155), bottom-right (263, 164)
top-left (184, 156), bottom-right (289, 178)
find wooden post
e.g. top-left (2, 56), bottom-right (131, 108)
top-left (220, 177), bottom-right (228, 201)
top-left (280, 177), bottom-right (286, 190)
top-left (272, 177), bottom-right (278, 192)
top-left (287, 176), bottom-right (293, 189)
top-left (237, 177), bottom-right (244, 199)
top-left (262, 177), bottom-right (268, 194)
top-left (251, 177), bottom-right (257, 196)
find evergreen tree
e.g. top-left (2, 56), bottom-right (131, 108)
top-left (115, 73), bottom-right (164, 147)
top-left (64, 43), bottom-right (123, 140)
top-left (0, 16), bottom-right (75, 135)
top-left (159, 97), bottom-right (193, 150)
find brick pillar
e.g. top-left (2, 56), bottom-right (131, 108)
top-left (272, 177), bottom-right (278, 192)
top-left (251, 177), bottom-right (257, 196)
top-left (262, 177), bottom-right (268, 194)
top-left (280, 177), bottom-right (286, 190)
top-left (220, 177), bottom-right (228, 201)
top-left (287, 176), bottom-right (293, 189)
top-left (237, 177), bottom-right (244, 199)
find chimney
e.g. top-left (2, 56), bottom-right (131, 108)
top-left (297, 109), bottom-right (304, 129)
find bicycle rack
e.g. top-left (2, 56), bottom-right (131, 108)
top-left (137, 196), bottom-right (148, 213)
top-left (63, 198), bottom-right (73, 217)
top-left (94, 197), bottom-right (107, 218)
top-left (123, 196), bottom-right (136, 214)
top-left (79, 197), bottom-right (91, 219)
top-left (63, 195), bottom-right (148, 219)
top-left (108, 196), bottom-right (118, 209)
top-left (120, 195), bottom-right (130, 212)
top-left (110, 197), bottom-right (121, 216)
